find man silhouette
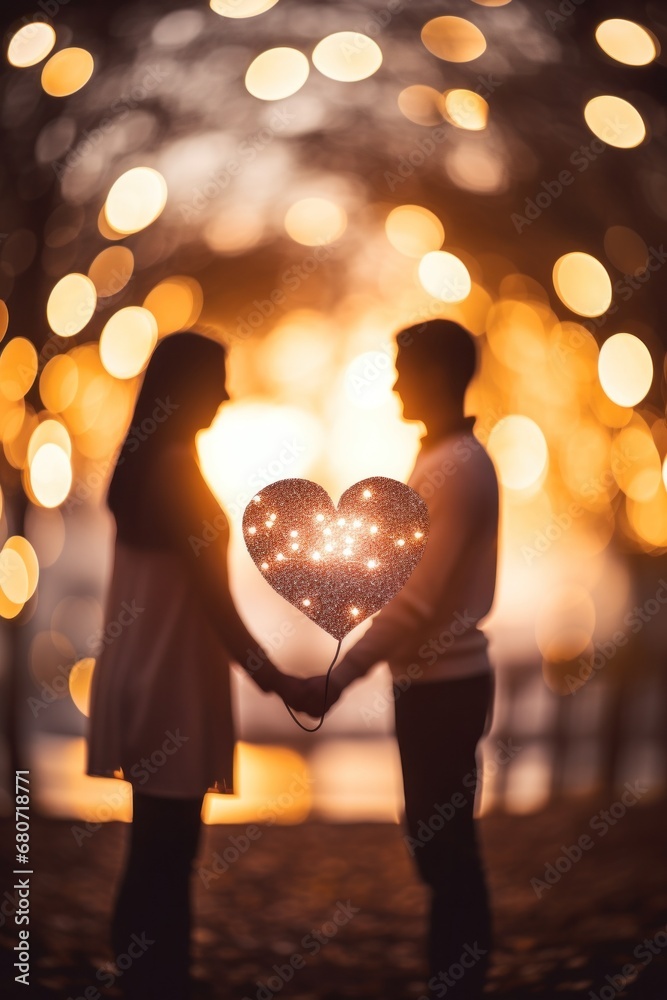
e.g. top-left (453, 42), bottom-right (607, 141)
top-left (323, 319), bottom-right (499, 998)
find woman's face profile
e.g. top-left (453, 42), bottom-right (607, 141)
top-left (194, 361), bottom-right (229, 429)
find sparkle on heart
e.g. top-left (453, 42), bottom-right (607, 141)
top-left (242, 476), bottom-right (429, 640)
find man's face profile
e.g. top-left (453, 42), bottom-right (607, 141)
top-left (394, 353), bottom-right (441, 422)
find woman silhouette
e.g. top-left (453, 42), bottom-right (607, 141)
top-left (87, 332), bottom-right (305, 999)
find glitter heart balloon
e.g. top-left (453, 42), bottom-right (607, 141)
top-left (242, 477), bottom-right (429, 640)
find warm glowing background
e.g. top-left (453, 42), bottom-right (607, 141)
top-left (0, 0), bottom-right (666, 826)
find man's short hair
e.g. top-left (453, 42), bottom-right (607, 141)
top-left (396, 319), bottom-right (477, 401)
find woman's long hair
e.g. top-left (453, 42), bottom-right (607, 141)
top-left (107, 332), bottom-right (226, 546)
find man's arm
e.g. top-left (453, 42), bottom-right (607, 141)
top-left (332, 466), bottom-right (476, 693)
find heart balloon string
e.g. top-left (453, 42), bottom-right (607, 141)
top-left (280, 638), bottom-right (342, 732)
top-left (242, 476), bottom-right (430, 731)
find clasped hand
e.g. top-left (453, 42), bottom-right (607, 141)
top-left (274, 673), bottom-right (341, 719)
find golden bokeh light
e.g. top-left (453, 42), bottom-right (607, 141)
top-left (202, 743), bottom-right (311, 824)
top-left (486, 300), bottom-right (547, 374)
top-left (421, 16), bottom-right (487, 63)
top-left (143, 276), bottom-right (203, 335)
top-left (1, 401), bottom-right (30, 469)
top-left (39, 355), bottom-right (79, 412)
top-left (446, 281), bottom-right (493, 337)
top-left (559, 422), bottom-right (614, 508)
top-left (46, 273), bottom-right (97, 337)
top-left (197, 401), bottom-right (322, 519)
top-left (25, 506), bottom-right (65, 569)
top-left (611, 420), bottom-right (662, 502)
top-left (204, 207), bottom-right (264, 254)
top-left (29, 442), bottom-right (72, 508)
top-left (627, 490), bottom-right (667, 549)
top-left (589, 380), bottom-right (632, 429)
top-left (445, 142), bottom-right (507, 194)
top-left (209, 0), bottom-right (280, 17)
top-left (0, 546), bottom-right (29, 605)
top-left (284, 197), bottom-right (347, 246)
top-left (312, 32), bottom-right (382, 82)
top-left (41, 47), bottom-right (94, 97)
top-left (549, 322), bottom-right (599, 384)
top-left (552, 252), bottom-right (612, 317)
top-left (4, 406), bottom-right (39, 471)
top-left (0, 338), bottom-right (38, 400)
top-left (418, 251), bottom-right (472, 303)
top-left (487, 415), bottom-right (549, 492)
top-left (69, 658), bottom-right (95, 716)
top-left (443, 89), bottom-right (489, 130)
top-left (385, 205), bottom-right (444, 258)
top-left (595, 19), bottom-right (658, 67)
top-left (535, 585), bottom-right (596, 663)
top-left (397, 85), bottom-right (445, 126)
top-left (2, 536), bottom-right (39, 603)
top-left (7, 22), bottom-right (56, 67)
top-left (260, 311), bottom-right (335, 397)
top-left (0, 301), bottom-right (8, 341)
top-left (99, 307), bottom-right (158, 380)
top-left (97, 206), bottom-right (125, 241)
top-left (245, 47), bottom-right (309, 100)
top-left (59, 342), bottom-right (135, 444)
top-left (583, 95), bottom-right (646, 149)
top-left (27, 418), bottom-right (72, 465)
top-left (0, 589), bottom-right (24, 619)
top-left (104, 167), bottom-right (168, 235)
top-left (344, 350), bottom-right (395, 410)
top-left (87, 246), bottom-right (134, 298)
top-left (598, 333), bottom-right (653, 408)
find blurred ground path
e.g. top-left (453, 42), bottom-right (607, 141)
top-left (1, 798), bottom-right (666, 999)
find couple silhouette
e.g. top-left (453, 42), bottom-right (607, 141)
top-left (86, 318), bottom-right (499, 1000)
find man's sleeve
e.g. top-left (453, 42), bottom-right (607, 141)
top-left (340, 466), bottom-right (475, 677)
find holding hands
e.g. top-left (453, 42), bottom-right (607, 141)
top-left (271, 671), bottom-right (344, 720)
top-left (255, 651), bottom-right (362, 724)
